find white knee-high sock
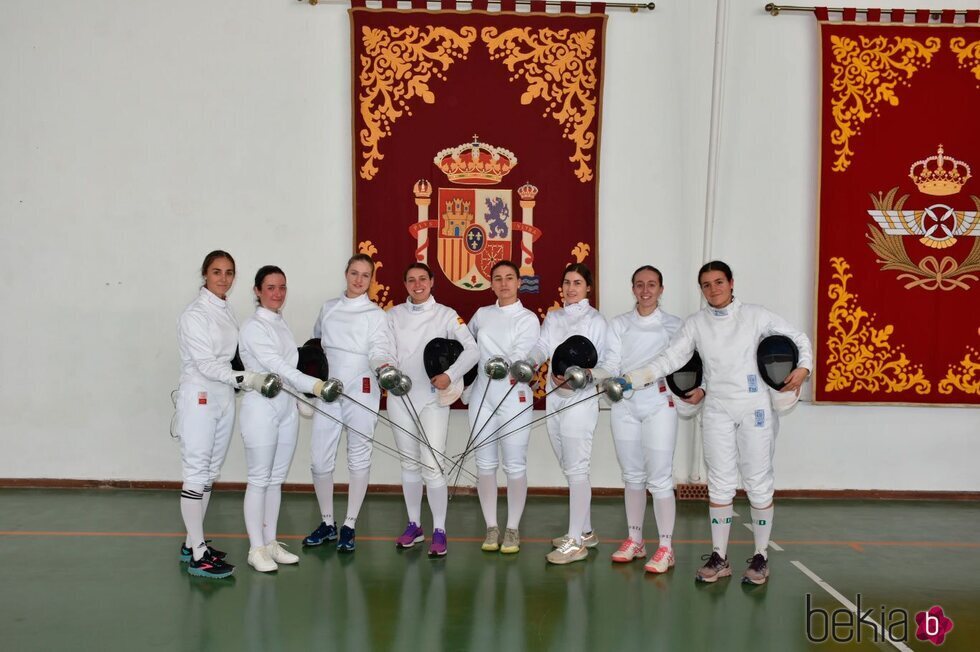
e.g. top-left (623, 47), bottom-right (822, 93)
top-left (624, 483), bottom-right (646, 543)
top-left (708, 504), bottom-right (734, 558)
top-left (201, 484), bottom-right (213, 518)
top-left (477, 471), bottom-right (498, 528)
top-left (750, 505), bottom-right (774, 558)
top-left (244, 484), bottom-right (267, 549)
top-left (344, 469), bottom-right (370, 527)
top-left (567, 478), bottom-right (591, 544)
top-left (653, 495), bottom-right (676, 550)
top-left (263, 484), bottom-right (283, 545)
top-left (312, 472), bottom-right (334, 525)
top-left (427, 484), bottom-right (448, 531)
top-left (505, 473), bottom-right (527, 530)
top-left (402, 480), bottom-right (423, 525)
top-left (180, 482), bottom-right (205, 557)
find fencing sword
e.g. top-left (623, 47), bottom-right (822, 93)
top-left (398, 392), bottom-right (445, 478)
top-left (275, 384), bottom-right (442, 474)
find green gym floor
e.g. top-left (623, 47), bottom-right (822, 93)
top-left (1, 488), bottom-right (977, 651)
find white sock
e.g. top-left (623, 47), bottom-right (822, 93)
top-left (427, 483), bottom-right (448, 531)
top-left (750, 505), bottom-right (774, 558)
top-left (567, 478), bottom-right (591, 544)
top-left (312, 472), bottom-right (334, 525)
top-left (653, 495), bottom-right (676, 550)
top-left (243, 484), bottom-right (267, 550)
top-left (201, 484), bottom-right (213, 518)
top-left (505, 473), bottom-right (527, 530)
top-left (477, 471), bottom-right (498, 528)
top-left (402, 480), bottom-right (423, 525)
top-left (708, 504), bottom-right (733, 558)
top-left (180, 482), bottom-right (205, 558)
top-left (263, 484), bottom-right (282, 545)
top-left (344, 469), bottom-right (370, 527)
top-left (624, 483), bottom-right (646, 543)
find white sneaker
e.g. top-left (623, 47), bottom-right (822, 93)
top-left (266, 541), bottom-right (299, 565)
top-left (644, 546), bottom-right (676, 574)
top-left (552, 530), bottom-right (599, 549)
top-left (546, 538), bottom-right (588, 565)
top-left (248, 546), bottom-right (278, 573)
top-left (611, 538), bottom-right (647, 563)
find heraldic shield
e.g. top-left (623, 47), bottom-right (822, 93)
top-left (437, 187), bottom-right (513, 291)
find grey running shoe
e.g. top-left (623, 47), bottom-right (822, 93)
top-left (552, 530), bottom-right (599, 549)
top-left (500, 528), bottom-right (520, 554)
top-left (546, 538), bottom-right (588, 565)
top-left (742, 553), bottom-right (770, 585)
top-left (481, 526), bottom-right (500, 552)
top-left (695, 551), bottom-right (732, 583)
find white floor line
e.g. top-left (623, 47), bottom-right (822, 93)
top-left (741, 522), bottom-right (783, 551)
top-left (791, 560), bottom-right (913, 652)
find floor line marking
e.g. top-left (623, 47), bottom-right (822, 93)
top-left (741, 522), bottom-right (783, 551)
top-left (791, 560), bottom-right (912, 652)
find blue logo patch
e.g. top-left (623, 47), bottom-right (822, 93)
top-left (754, 409), bottom-right (765, 428)
top-left (747, 374), bottom-right (758, 393)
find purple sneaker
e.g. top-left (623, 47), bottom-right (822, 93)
top-left (428, 529), bottom-right (448, 557)
top-left (395, 521), bottom-right (424, 549)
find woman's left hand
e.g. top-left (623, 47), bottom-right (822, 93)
top-left (781, 367), bottom-right (810, 393)
top-left (430, 373), bottom-right (451, 390)
top-left (553, 373), bottom-right (566, 387)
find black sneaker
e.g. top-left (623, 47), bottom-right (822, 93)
top-left (187, 550), bottom-right (234, 579)
top-left (742, 553), bottom-right (770, 585)
top-left (337, 525), bottom-right (356, 553)
top-left (179, 540), bottom-right (227, 562)
top-left (303, 521), bottom-right (338, 547)
top-left (695, 551), bottom-right (732, 583)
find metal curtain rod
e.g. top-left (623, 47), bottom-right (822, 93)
top-left (764, 4), bottom-right (969, 18)
top-left (303, 0), bottom-right (655, 12)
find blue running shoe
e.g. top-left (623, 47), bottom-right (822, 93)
top-left (179, 540), bottom-right (227, 562)
top-left (303, 521), bottom-right (338, 547)
top-left (337, 525), bottom-right (356, 553)
top-left (187, 550), bottom-right (234, 579)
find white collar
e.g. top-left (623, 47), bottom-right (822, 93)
top-left (707, 298), bottom-right (739, 317)
top-left (200, 287), bottom-right (228, 307)
top-left (564, 298), bottom-right (591, 314)
top-left (407, 296), bottom-right (436, 312)
top-left (256, 306), bottom-right (282, 321)
top-left (495, 299), bottom-right (524, 312)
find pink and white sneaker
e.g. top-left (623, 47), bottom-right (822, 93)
top-left (610, 538), bottom-right (647, 563)
top-left (644, 546), bottom-right (676, 574)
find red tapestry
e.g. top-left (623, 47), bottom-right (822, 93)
top-left (814, 12), bottom-right (980, 405)
top-left (350, 5), bottom-right (605, 320)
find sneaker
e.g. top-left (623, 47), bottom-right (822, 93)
top-left (428, 529), bottom-right (448, 557)
top-left (180, 540), bottom-right (227, 562)
top-left (247, 546), bottom-right (278, 573)
top-left (187, 550), bottom-right (235, 579)
top-left (395, 522), bottom-right (425, 549)
top-left (695, 551), bottom-right (732, 583)
top-left (644, 546), bottom-right (676, 574)
top-left (500, 528), bottom-right (520, 554)
top-left (611, 538), bottom-right (647, 563)
top-left (303, 521), bottom-right (338, 547)
top-left (481, 526), bottom-right (500, 552)
top-left (742, 553), bottom-right (770, 585)
top-left (337, 525), bottom-right (356, 553)
top-left (552, 530), bottom-right (599, 549)
top-left (266, 541), bottom-right (299, 565)
top-left (546, 538), bottom-right (588, 565)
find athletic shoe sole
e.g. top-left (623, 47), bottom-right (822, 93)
top-left (696, 567), bottom-right (732, 583)
top-left (396, 535), bottom-right (425, 549)
top-left (187, 564), bottom-right (234, 579)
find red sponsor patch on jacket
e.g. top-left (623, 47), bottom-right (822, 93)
top-left (198, 392), bottom-right (208, 405)
top-left (362, 378), bottom-right (371, 393)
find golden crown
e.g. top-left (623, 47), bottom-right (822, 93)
top-left (413, 179), bottom-right (432, 198)
top-left (434, 135), bottom-right (517, 186)
top-left (517, 182), bottom-right (539, 200)
top-left (909, 145), bottom-right (971, 196)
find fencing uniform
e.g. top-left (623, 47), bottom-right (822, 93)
top-left (239, 306), bottom-right (320, 553)
top-left (175, 287), bottom-right (241, 559)
top-left (529, 298), bottom-right (609, 549)
top-left (309, 292), bottom-right (395, 533)
top-left (625, 299), bottom-right (812, 507)
top-left (604, 307), bottom-right (683, 498)
top-left (387, 296), bottom-right (479, 488)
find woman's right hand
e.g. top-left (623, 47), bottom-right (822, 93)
top-left (681, 387), bottom-right (705, 405)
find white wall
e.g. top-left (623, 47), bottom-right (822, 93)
top-left (0, 0), bottom-right (975, 490)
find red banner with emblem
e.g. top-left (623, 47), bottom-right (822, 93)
top-left (349, 4), bottom-right (606, 332)
top-left (814, 11), bottom-right (980, 405)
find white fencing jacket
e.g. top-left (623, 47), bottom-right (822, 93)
top-left (177, 287), bottom-right (240, 390)
top-left (240, 307), bottom-right (319, 395)
top-left (312, 293), bottom-right (395, 384)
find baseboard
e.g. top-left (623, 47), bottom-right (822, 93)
top-left (0, 478), bottom-right (977, 500)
